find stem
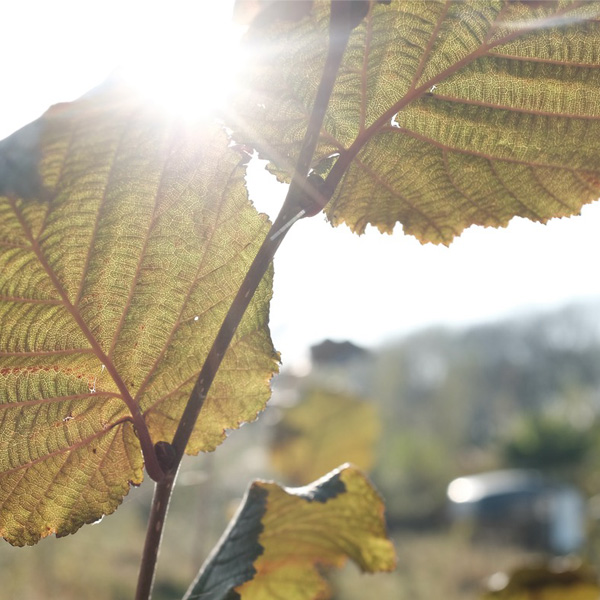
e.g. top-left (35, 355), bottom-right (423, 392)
top-left (170, 0), bottom-right (367, 468)
top-left (170, 211), bottom-right (290, 462)
top-left (279, 0), bottom-right (370, 220)
top-left (133, 194), bottom-right (295, 600)
top-left (134, 3), bottom-right (366, 598)
top-left (133, 204), bottom-right (295, 600)
top-left (135, 472), bottom-right (177, 600)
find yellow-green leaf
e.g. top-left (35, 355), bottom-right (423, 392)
top-left (0, 82), bottom-right (279, 545)
top-left (270, 389), bottom-right (380, 484)
top-left (236, 0), bottom-right (600, 244)
top-left (184, 464), bottom-right (396, 600)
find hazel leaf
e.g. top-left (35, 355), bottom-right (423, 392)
top-left (0, 81), bottom-right (279, 545)
top-left (236, 0), bottom-right (600, 244)
top-left (184, 464), bottom-right (396, 600)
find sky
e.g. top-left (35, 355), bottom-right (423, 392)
top-left (3, 1), bottom-right (600, 371)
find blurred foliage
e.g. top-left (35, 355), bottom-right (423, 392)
top-left (366, 302), bottom-right (600, 525)
top-left (482, 560), bottom-right (600, 600)
top-left (372, 427), bottom-right (458, 526)
top-left (270, 389), bottom-right (380, 484)
top-left (502, 416), bottom-right (594, 474)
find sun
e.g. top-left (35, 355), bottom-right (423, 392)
top-left (120, 1), bottom-right (244, 121)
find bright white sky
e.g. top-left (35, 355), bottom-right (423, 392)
top-left (3, 1), bottom-right (600, 370)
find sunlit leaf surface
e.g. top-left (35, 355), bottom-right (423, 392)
top-left (237, 0), bottom-right (600, 243)
top-left (270, 389), bottom-right (380, 484)
top-left (0, 82), bottom-right (278, 545)
top-left (185, 465), bottom-right (396, 600)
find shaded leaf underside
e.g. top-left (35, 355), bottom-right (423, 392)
top-left (0, 83), bottom-right (279, 545)
top-left (185, 465), bottom-right (396, 600)
top-left (237, 0), bottom-right (600, 244)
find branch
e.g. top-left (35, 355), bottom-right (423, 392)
top-left (134, 472), bottom-right (177, 600)
top-left (134, 2), bottom-right (369, 598)
top-left (278, 0), bottom-right (371, 222)
top-left (170, 0), bottom-right (369, 474)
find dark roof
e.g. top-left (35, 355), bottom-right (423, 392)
top-left (310, 339), bottom-right (370, 365)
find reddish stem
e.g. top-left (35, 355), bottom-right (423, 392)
top-left (133, 4), bottom-right (370, 598)
top-left (134, 472), bottom-right (177, 600)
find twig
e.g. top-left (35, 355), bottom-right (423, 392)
top-left (133, 2), bottom-right (368, 598)
top-left (134, 472), bottom-right (177, 600)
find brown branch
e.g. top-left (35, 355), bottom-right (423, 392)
top-left (133, 3), bottom-right (370, 599)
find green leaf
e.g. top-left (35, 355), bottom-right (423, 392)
top-left (184, 465), bottom-right (396, 600)
top-left (236, 0), bottom-right (600, 244)
top-left (0, 81), bottom-right (279, 545)
top-left (270, 389), bottom-right (380, 484)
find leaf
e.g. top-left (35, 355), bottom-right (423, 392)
top-left (235, 0), bottom-right (600, 244)
top-left (184, 464), bottom-right (396, 600)
top-left (0, 81), bottom-right (279, 545)
top-left (270, 389), bottom-right (380, 484)
top-left (183, 483), bottom-right (267, 600)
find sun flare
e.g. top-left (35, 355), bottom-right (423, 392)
top-left (121, 2), bottom-right (243, 121)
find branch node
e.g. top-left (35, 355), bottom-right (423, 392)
top-left (154, 441), bottom-right (177, 473)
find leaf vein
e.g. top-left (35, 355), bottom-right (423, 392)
top-left (430, 94), bottom-right (600, 121)
top-left (486, 158), bottom-right (543, 220)
top-left (441, 148), bottom-right (496, 223)
top-left (0, 295), bottom-right (62, 305)
top-left (74, 115), bottom-right (134, 307)
top-left (408, 0), bottom-right (452, 93)
top-left (6, 197), bottom-right (143, 434)
top-left (133, 158), bottom-right (242, 402)
top-left (106, 132), bottom-right (173, 360)
top-left (0, 418), bottom-right (128, 482)
top-left (487, 50), bottom-right (600, 69)
top-left (0, 392), bottom-right (122, 411)
top-left (0, 348), bottom-right (95, 357)
top-left (351, 154), bottom-right (447, 239)
top-left (529, 167), bottom-right (573, 212)
top-left (388, 126), bottom-right (594, 173)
